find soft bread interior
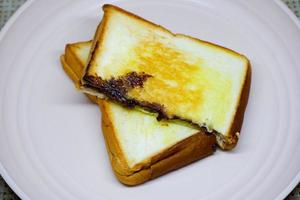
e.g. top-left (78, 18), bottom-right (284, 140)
top-left (82, 5), bottom-right (250, 149)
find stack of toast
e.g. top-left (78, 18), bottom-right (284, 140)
top-left (60, 4), bottom-right (251, 186)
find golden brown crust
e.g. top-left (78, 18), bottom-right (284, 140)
top-left (99, 101), bottom-right (133, 175)
top-left (103, 4), bottom-right (248, 59)
top-left (102, 4), bottom-right (173, 35)
top-left (82, 10), bottom-right (109, 77)
top-left (101, 100), bottom-right (216, 185)
top-left (62, 52), bottom-right (99, 104)
top-left (219, 60), bottom-right (251, 150)
top-left (115, 134), bottom-right (215, 185)
top-left (61, 47), bottom-right (216, 185)
top-left (65, 44), bottom-right (86, 81)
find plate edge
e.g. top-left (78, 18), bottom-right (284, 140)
top-left (0, 1), bottom-right (35, 199)
top-left (272, 1), bottom-right (300, 199)
top-left (274, 0), bottom-right (300, 29)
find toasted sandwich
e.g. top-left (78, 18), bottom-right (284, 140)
top-left (81, 5), bottom-right (251, 150)
top-left (61, 41), bottom-right (216, 185)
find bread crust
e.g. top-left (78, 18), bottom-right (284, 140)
top-left (218, 61), bottom-right (251, 150)
top-left (61, 52), bottom-right (216, 185)
top-left (82, 4), bottom-right (251, 150)
top-left (63, 45), bottom-right (99, 104)
top-left (100, 100), bottom-right (216, 185)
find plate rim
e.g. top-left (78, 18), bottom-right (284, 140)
top-left (0, 0), bottom-right (299, 199)
top-left (0, 1), bottom-right (36, 199)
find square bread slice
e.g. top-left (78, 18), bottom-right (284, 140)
top-left (81, 5), bottom-right (251, 150)
top-left (61, 41), bottom-right (216, 185)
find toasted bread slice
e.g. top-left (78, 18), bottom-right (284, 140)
top-left (61, 41), bottom-right (216, 185)
top-left (81, 5), bottom-right (251, 150)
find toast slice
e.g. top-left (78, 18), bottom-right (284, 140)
top-left (61, 41), bottom-right (216, 185)
top-left (81, 5), bottom-right (251, 150)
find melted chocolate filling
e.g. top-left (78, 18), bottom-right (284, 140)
top-left (83, 72), bottom-right (214, 136)
top-left (83, 72), bottom-right (169, 120)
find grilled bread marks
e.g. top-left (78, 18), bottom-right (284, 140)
top-left (128, 40), bottom-right (202, 115)
top-left (126, 39), bottom-right (233, 130)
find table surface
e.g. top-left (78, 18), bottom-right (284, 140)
top-left (0, 0), bottom-right (300, 199)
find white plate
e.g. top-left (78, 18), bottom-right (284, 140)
top-left (0, 0), bottom-right (300, 199)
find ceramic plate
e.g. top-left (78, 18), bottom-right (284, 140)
top-left (0, 0), bottom-right (300, 199)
